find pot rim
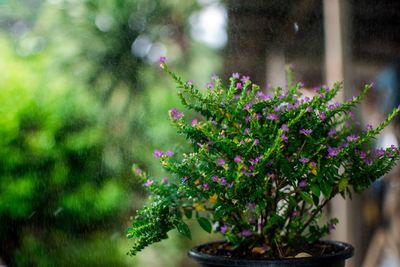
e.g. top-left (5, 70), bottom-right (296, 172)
top-left (188, 240), bottom-right (354, 266)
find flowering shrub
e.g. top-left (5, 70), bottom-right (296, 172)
top-left (127, 58), bottom-right (400, 258)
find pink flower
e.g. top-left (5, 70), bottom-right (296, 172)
top-left (153, 150), bottom-right (163, 158)
top-left (234, 155), bottom-right (242, 163)
top-left (281, 124), bottom-right (289, 132)
top-left (220, 177), bottom-right (227, 185)
top-left (165, 150), bottom-right (174, 157)
top-left (266, 113), bottom-right (279, 121)
top-left (217, 158), bottom-right (225, 166)
top-left (232, 73), bottom-right (240, 79)
top-left (298, 180), bottom-right (307, 188)
top-left (220, 224), bottom-right (228, 234)
top-left (203, 183), bottom-right (209, 190)
top-left (299, 129), bottom-right (312, 135)
top-left (159, 56), bottom-right (167, 63)
top-left (169, 108), bottom-right (184, 120)
top-left (191, 119), bottom-right (198, 126)
top-left (328, 128), bottom-right (336, 137)
top-left (144, 179), bottom-right (154, 187)
top-left (236, 82), bottom-right (243, 89)
top-left (281, 133), bottom-right (288, 143)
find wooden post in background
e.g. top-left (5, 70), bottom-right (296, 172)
top-left (323, 1), bottom-right (361, 267)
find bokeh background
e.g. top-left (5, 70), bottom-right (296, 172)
top-left (1, 1), bottom-right (400, 267)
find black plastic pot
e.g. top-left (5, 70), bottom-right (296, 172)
top-left (188, 240), bottom-right (354, 267)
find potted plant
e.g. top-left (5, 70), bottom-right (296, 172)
top-left (127, 57), bottom-right (400, 267)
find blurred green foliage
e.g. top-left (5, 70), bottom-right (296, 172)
top-left (0, 0), bottom-right (223, 266)
top-left (0, 36), bottom-right (129, 266)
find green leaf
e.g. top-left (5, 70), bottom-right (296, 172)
top-left (184, 209), bottom-right (192, 219)
top-left (176, 221), bottom-right (192, 239)
top-left (310, 184), bottom-right (320, 197)
top-left (197, 217), bottom-right (212, 233)
top-left (320, 182), bottom-right (332, 198)
top-left (300, 192), bottom-right (313, 205)
top-left (338, 178), bottom-right (348, 192)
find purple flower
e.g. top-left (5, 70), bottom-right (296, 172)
top-left (328, 128), bottom-right (336, 137)
top-left (206, 82), bottom-right (214, 88)
top-left (327, 147), bottom-right (340, 158)
top-left (211, 74), bottom-right (219, 81)
top-left (244, 128), bottom-right (250, 135)
top-left (153, 150), bottom-right (163, 158)
top-left (232, 73), bottom-right (240, 79)
top-left (346, 134), bottom-right (360, 142)
top-left (319, 93), bottom-right (325, 98)
top-left (291, 210), bottom-right (299, 217)
top-left (239, 140), bottom-right (245, 145)
top-left (281, 124), bottom-right (289, 132)
top-left (339, 142), bottom-right (348, 149)
top-left (365, 124), bottom-right (373, 131)
top-left (286, 103), bottom-right (294, 111)
top-left (212, 176), bottom-right (218, 182)
top-left (203, 183), bottom-right (209, 190)
top-left (266, 113), bottom-right (279, 121)
top-left (236, 82), bottom-right (243, 89)
top-left (359, 150), bottom-right (367, 159)
top-left (240, 76), bottom-right (250, 82)
top-left (220, 224), bottom-right (228, 234)
top-left (256, 91), bottom-right (268, 100)
top-left (364, 158), bottom-right (373, 165)
top-left (254, 139), bottom-right (259, 146)
top-left (191, 119), bottom-right (198, 126)
top-left (281, 133), bottom-right (288, 143)
top-left (217, 158), bottom-right (225, 166)
top-left (165, 150), bottom-right (174, 157)
top-left (220, 177), bottom-right (227, 185)
top-left (243, 102), bottom-right (252, 111)
top-left (234, 155), bottom-right (242, 163)
top-left (161, 177), bottom-right (169, 184)
top-left (159, 56), bottom-right (167, 63)
top-left (135, 167), bottom-right (142, 175)
top-left (248, 202), bottom-right (256, 209)
top-left (299, 129), bottom-right (312, 135)
top-left (319, 112), bottom-right (326, 121)
top-left (240, 229), bottom-right (252, 237)
top-left (328, 223), bottom-right (335, 233)
top-left (375, 148), bottom-right (385, 157)
top-left (245, 116), bottom-right (251, 123)
top-left (298, 180), bottom-right (307, 188)
top-left (169, 108), bottom-right (184, 120)
top-left (144, 179), bottom-right (154, 187)
top-left (299, 157), bottom-right (309, 164)
top-left (306, 106), bottom-right (312, 113)
top-left (181, 176), bottom-right (188, 182)
top-left (186, 80), bottom-right (193, 86)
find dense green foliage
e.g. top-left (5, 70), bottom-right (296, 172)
top-left (0, 38), bottom-right (129, 266)
top-left (128, 60), bottom-right (400, 258)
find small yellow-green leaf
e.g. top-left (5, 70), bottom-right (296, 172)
top-left (338, 178), bottom-right (348, 192)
